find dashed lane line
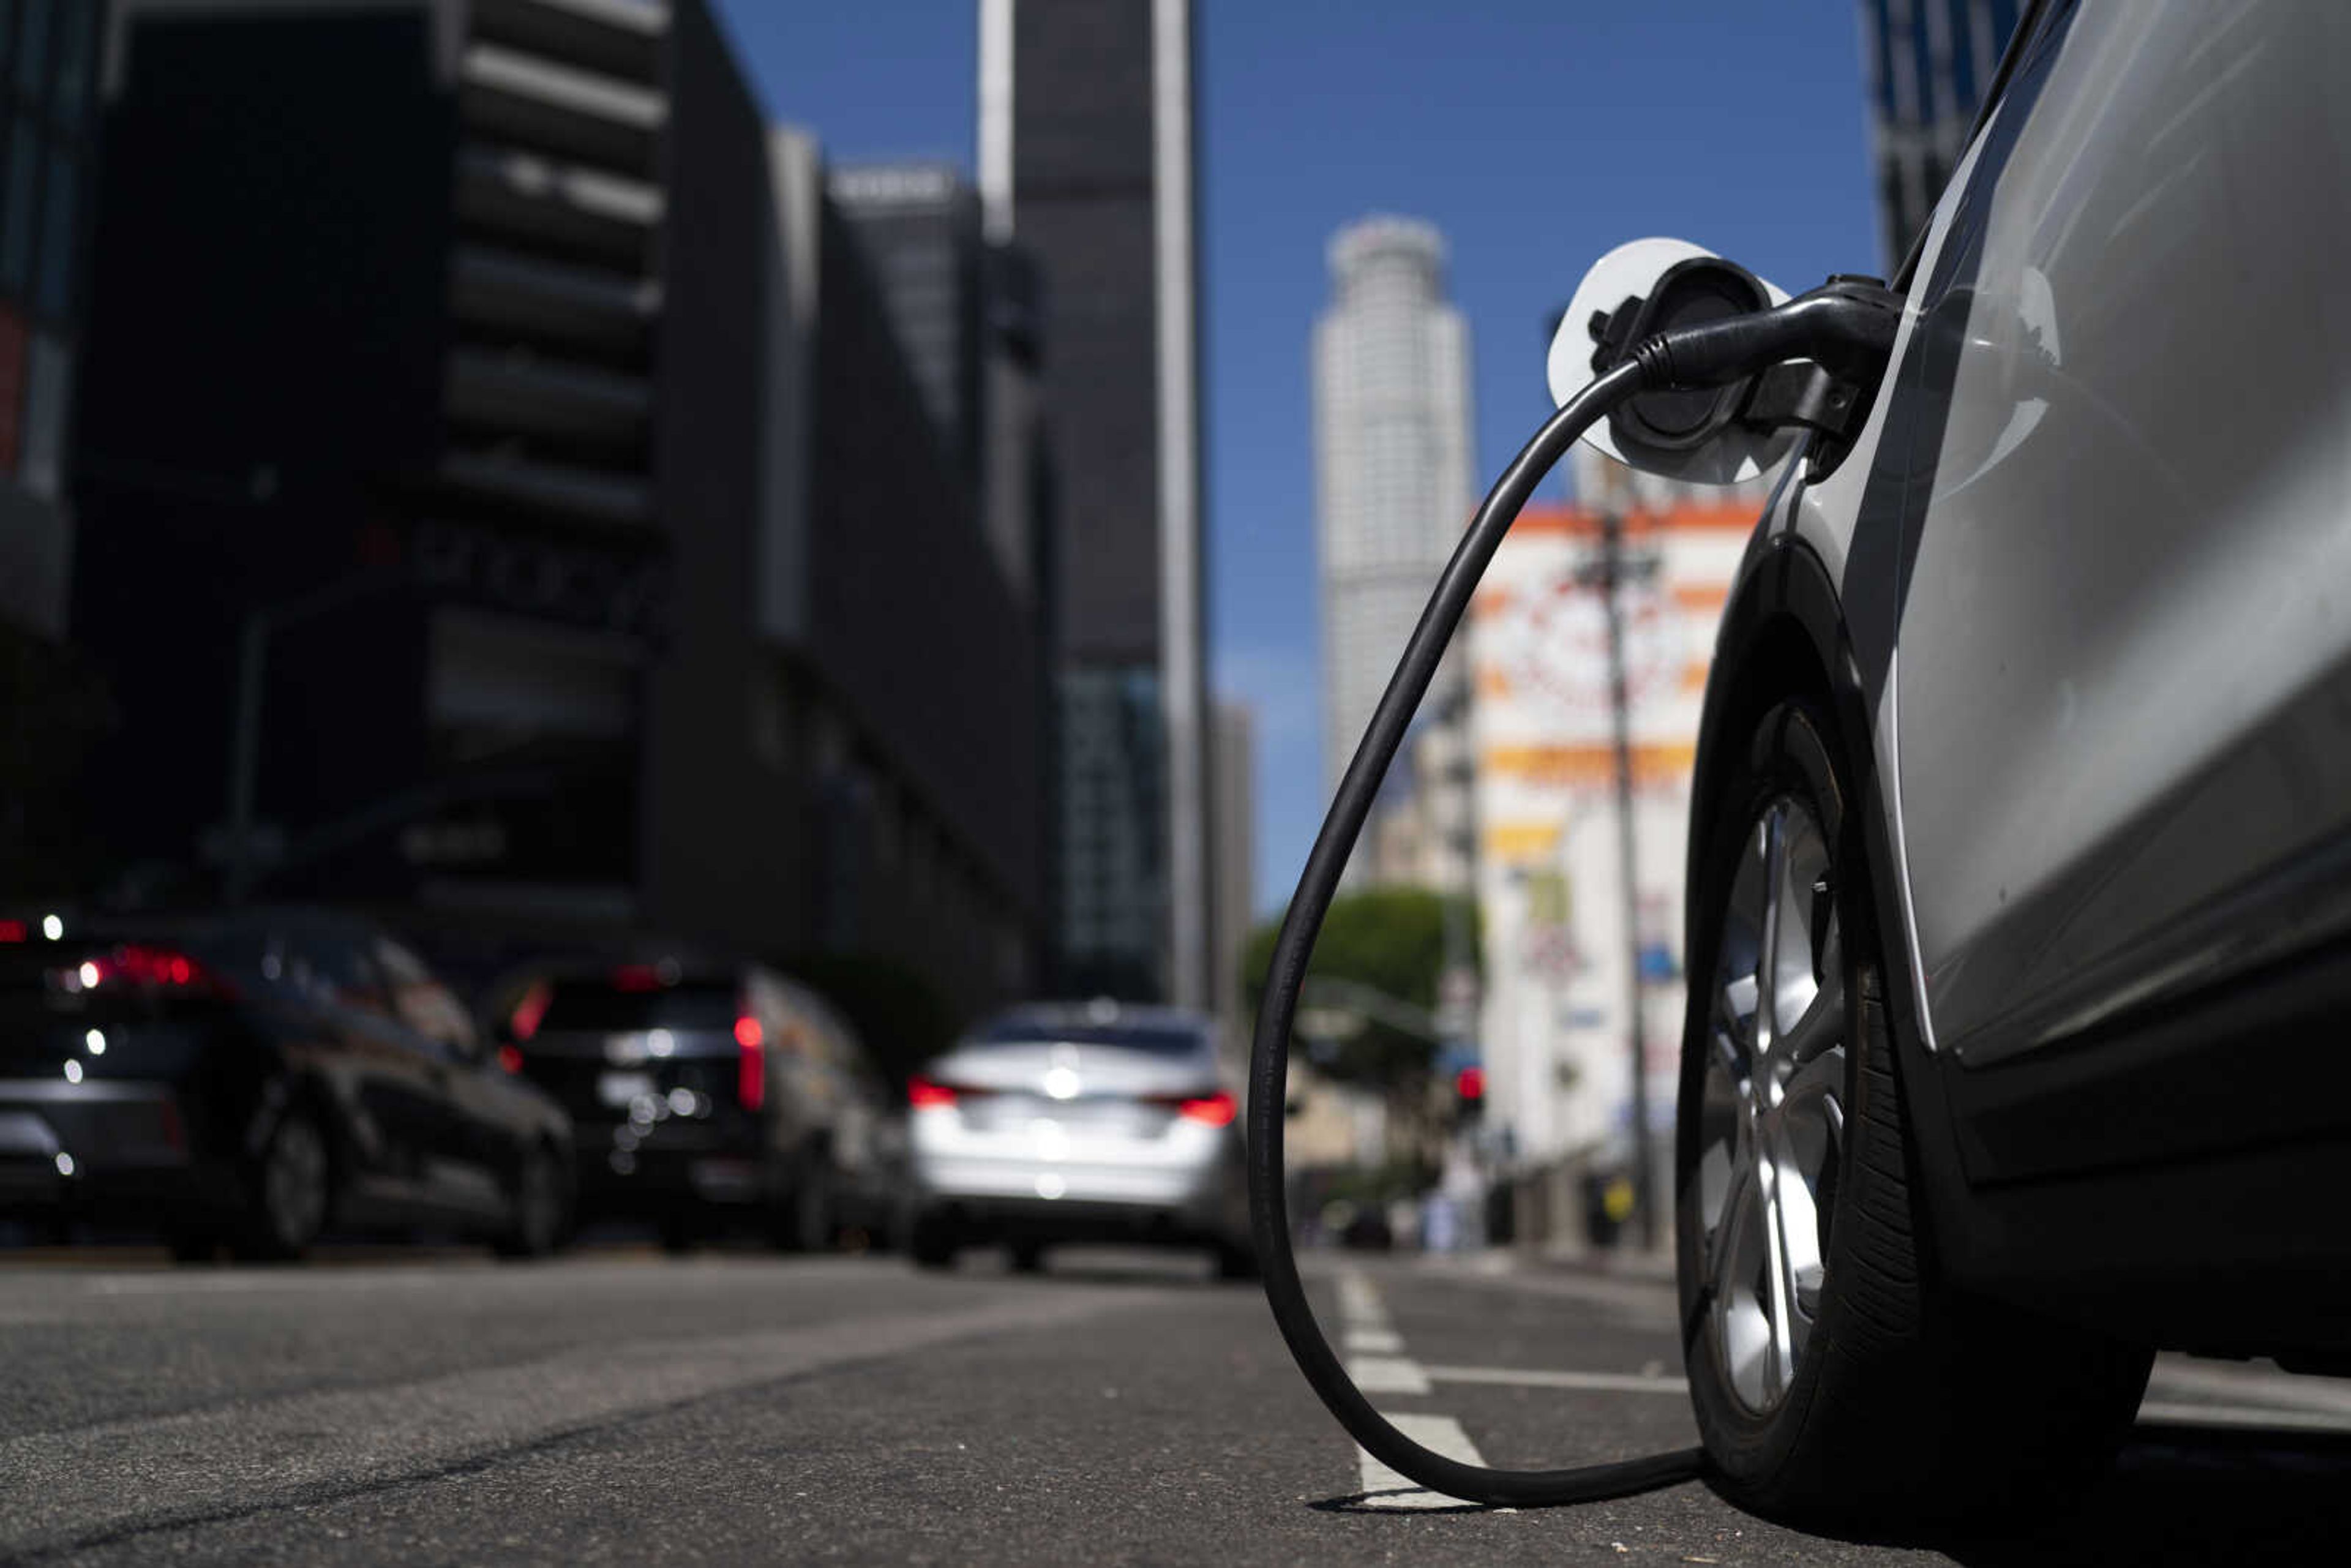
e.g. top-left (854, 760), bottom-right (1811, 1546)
top-left (1423, 1364), bottom-right (1688, 1395)
top-left (1357, 1412), bottom-right (1499, 1510)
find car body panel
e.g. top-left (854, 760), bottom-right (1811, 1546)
top-left (1886, 1), bottom-right (2351, 1068)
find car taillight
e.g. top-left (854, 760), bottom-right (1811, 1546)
top-left (508, 980), bottom-right (552, 1042)
top-left (1174, 1090), bottom-right (1237, 1128)
top-left (737, 1013), bottom-right (764, 1111)
top-left (70, 945), bottom-right (237, 999)
top-left (907, 1074), bottom-right (956, 1109)
top-left (497, 1045), bottom-right (525, 1075)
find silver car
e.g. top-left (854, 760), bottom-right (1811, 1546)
top-left (1562, 0), bottom-right (2351, 1525)
top-left (905, 1002), bottom-right (1253, 1276)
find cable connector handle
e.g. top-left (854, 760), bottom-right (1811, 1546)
top-left (1630, 276), bottom-right (1903, 391)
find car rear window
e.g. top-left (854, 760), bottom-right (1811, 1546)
top-left (968, 1019), bottom-right (1205, 1056)
top-left (537, 982), bottom-right (735, 1034)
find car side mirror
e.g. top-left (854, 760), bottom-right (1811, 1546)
top-left (1549, 237), bottom-right (1799, 487)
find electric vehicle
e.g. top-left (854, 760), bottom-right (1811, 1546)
top-left (906, 1002), bottom-right (1252, 1275)
top-left (1251, 0), bottom-right (2351, 1525)
top-left (1649, 0), bottom-right (2351, 1521)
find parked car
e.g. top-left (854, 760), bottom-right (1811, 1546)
top-left (494, 959), bottom-right (899, 1251)
top-left (1577, 0), bottom-right (2351, 1523)
top-left (906, 1002), bottom-right (1253, 1277)
top-left (0, 908), bottom-right (572, 1260)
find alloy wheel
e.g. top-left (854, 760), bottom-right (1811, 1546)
top-left (1692, 795), bottom-right (1846, 1415)
top-left (263, 1114), bottom-right (330, 1250)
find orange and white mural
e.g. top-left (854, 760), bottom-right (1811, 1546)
top-left (1468, 494), bottom-right (1756, 1171)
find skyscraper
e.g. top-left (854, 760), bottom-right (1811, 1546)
top-left (1858, 0), bottom-right (2025, 269)
top-left (1313, 216), bottom-right (1474, 891)
top-left (980, 0), bottom-right (1209, 1008)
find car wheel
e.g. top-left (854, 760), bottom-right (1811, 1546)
top-left (1678, 698), bottom-right (2151, 1524)
top-left (773, 1153), bottom-right (835, 1254)
top-left (236, 1106), bottom-right (332, 1262)
top-left (1213, 1240), bottom-right (1260, 1283)
top-left (1007, 1239), bottom-right (1046, 1274)
top-left (909, 1211), bottom-right (958, 1271)
top-left (658, 1212), bottom-right (700, 1255)
top-left (495, 1146), bottom-right (568, 1260)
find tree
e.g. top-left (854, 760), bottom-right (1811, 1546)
top-left (1239, 885), bottom-right (1480, 1090)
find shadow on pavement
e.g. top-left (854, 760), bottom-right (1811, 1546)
top-left (1925, 1426), bottom-right (2351, 1567)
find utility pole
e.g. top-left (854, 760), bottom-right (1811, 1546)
top-left (1596, 506), bottom-right (1658, 1250)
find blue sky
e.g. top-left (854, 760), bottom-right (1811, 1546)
top-left (714, 1), bottom-right (1881, 920)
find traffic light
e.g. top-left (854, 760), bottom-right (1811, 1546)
top-left (1453, 1063), bottom-right (1485, 1122)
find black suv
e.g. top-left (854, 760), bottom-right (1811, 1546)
top-left (495, 960), bottom-right (901, 1251)
top-left (0, 909), bottom-right (574, 1260)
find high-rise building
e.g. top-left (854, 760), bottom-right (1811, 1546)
top-left (1313, 215), bottom-right (1474, 892)
top-left (1858, 0), bottom-right (2024, 269)
top-left (830, 163), bottom-right (984, 483)
top-left (980, 0), bottom-right (1209, 1007)
top-left (0, 0), bottom-right (110, 898)
top-left (0, 0), bottom-right (103, 646)
top-left (69, 0), bottom-right (1040, 1018)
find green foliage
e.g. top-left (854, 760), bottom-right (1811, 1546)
top-left (1239, 885), bottom-right (1480, 1089)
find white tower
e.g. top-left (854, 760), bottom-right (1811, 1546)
top-left (1313, 216), bottom-right (1475, 890)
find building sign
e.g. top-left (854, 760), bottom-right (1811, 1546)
top-left (413, 519), bottom-right (667, 637)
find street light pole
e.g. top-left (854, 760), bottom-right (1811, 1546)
top-left (1598, 507), bottom-right (1659, 1251)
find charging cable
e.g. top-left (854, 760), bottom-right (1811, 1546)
top-left (1246, 279), bottom-right (1902, 1507)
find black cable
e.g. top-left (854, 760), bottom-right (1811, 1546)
top-left (1245, 358), bottom-right (1712, 1509)
top-left (1248, 280), bottom-right (1903, 1507)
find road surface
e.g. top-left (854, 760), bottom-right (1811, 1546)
top-left (3, 1244), bottom-right (2349, 1563)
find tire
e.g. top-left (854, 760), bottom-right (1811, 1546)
top-left (494, 1145), bottom-right (568, 1260)
top-left (234, 1106), bottom-right (332, 1262)
top-left (1007, 1239), bottom-right (1046, 1274)
top-left (1676, 698), bottom-right (2150, 1525)
top-left (909, 1211), bottom-right (958, 1271)
top-left (773, 1150), bottom-right (835, 1254)
top-left (658, 1212), bottom-right (700, 1256)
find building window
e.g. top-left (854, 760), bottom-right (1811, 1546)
top-left (13, 0), bottom-right (46, 99)
top-left (0, 121), bottom-right (34, 291)
top-left (34, 141), bottom-right (66, 315)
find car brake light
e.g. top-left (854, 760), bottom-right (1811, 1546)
top-left (908, 1074), bottom-right (956, 1109)
top-left (1176, 1090), bottom-right (1237, 1128)
top-left (737, 1012), bottom-right (764, 1111)
top-left (75, 946), bottom-right (237, 999)
top-left (509, 980), bottom-right (552, 1041)
top-left (0, 920), bottom-right (24, 943)
top-left (611, 963), bottom-right (666, 992)
top-left (497, 1045), bottom-right (525, 1075)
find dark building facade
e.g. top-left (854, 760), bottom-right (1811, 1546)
top-left (0, 0), bottom-right (110, 896)
top-left (67, 0), bottom-right (1038, 1019)
top-left (982, 0), bottom-right (1208, 1008)
top-left (1858, 0), bottom-right (2024, 269)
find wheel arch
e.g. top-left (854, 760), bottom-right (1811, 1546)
top-left (1694, 534), bottom-right (1976, 1283)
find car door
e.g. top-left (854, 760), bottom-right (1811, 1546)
top-left (375, 934), bottom-right (509, 1220)
top-left (1887, 2), bottom-right (2351, 1088)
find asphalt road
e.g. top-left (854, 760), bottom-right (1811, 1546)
top-left (4, 1243), bottom-right (2351, 1565)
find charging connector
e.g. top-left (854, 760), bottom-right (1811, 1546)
top-left (1247, 277), bottom-right (1902, 1509)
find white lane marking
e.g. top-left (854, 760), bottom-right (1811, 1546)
top-left (1358, 1412), bottom-right (1497, 1510)
top-left (1423, 1364), bottom-right (1689, 1395)
top-left (2147, 1360), bottom-right (2351, 1416)
top-left (1349, 1356), bottom-right (1432, 1395)
top-left (2137, 1401), bottom-right (2351, 1433)
top-left (1344, 1327), bottom-right (1404, 1354)
top-left (1336, 1271), bottom-right (1386, 1325)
